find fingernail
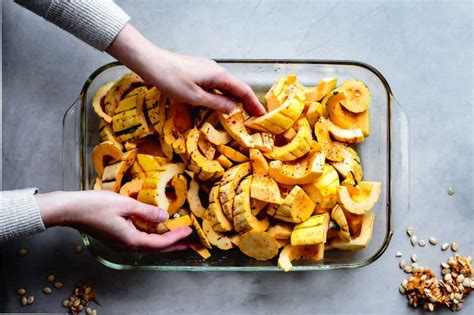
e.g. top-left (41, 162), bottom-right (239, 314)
top-left (157, 209), bottom-right (169, 221)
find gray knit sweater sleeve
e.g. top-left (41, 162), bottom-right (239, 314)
top-left (0, 188), bottom-right (46, 242)
top-left (15, 0), bottom-right (131, 51)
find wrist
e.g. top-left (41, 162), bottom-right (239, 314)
top-left (36, 191), bottom-right (78, 228)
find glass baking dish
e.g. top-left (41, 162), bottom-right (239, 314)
top-left (63, 60), bottom-right (409, 271)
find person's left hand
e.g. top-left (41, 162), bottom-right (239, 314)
top-left (36, 190), bottom-right (192, 252)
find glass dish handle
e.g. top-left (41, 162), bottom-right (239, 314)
top-left (62, 98), bottom-right (81, 191)
top-left (390, 95), bottom-right (410, 230)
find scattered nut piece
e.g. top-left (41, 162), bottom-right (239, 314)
top-left (399, 255), bottom-right (472, 312)
top-left (74, 244), bottom-right (83, 254)
top-left (54, 281), bottom-right (64, 289)
top-left (17, 248), bottom-right (28, 256)
top-left (429, 237), bottom-right (437, 245)
top-left (451, 242), bottom-right (459, 252)
top-left (399, 259), bottom-right (406, 269)
top-left (42, 287), bottom-right (52, 294)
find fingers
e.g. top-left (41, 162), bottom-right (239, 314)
top-left (195, 90), bottom-right (236, 114)
top-left (123, 200), bottom-right (169, 223)
top-left (211, 72), bottom-right (267, 116)
top-left (128, 227), bottom-right (193, 250)
top-left (158, 243), bottom-right (189, 253)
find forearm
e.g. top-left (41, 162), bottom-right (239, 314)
top-left (0, 188), bottom-right (45, 242)
top-left (15, 0), bottom-right (130, 51)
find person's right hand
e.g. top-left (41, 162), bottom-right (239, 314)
top-left (106, 24), bottom-right (267, 116)
top-left (36, 190), bottom-right (192, 252)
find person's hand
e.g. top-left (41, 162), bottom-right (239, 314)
top-left (36, 190), bottom-right (192, 252)
top-left (107, 24), bottom-right (266, 116)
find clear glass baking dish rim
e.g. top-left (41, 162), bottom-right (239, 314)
top-left (63, 59), bottom-right (410, 271)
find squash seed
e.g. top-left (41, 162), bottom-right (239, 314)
top-left (73, 299), bottom-right (81, 307)
top-left (74, 244), bottom-right (83, 254)
top-left (429, 237), bottom-right (437, 245)
top-left (399, 259), bottom-right (406, 269)
top-left (456, 274), bottom-right (464, 283)
top-left (47, 274), bottom-right (55, 282)
top-left (62, 299), bottom-right (69, 307)
top-left (406, 227), bottom-right (414, 237)
top-left (17, 288), bottom-right (26, 295)
top-left (447, 187), bottom-right (455, 195)
top-left (399, 285), bottom-right (406, 294)
top-left (86, 307), bottom-right (92, 315)
top-left (17, 248), bottom-right (28, 256)
top-left (462, 278), bottom-right (471, 287)
top-left (444, 273), bottom-right (452, 281)
top-left (411, 254), bottom-right (417, 263)
top-left (401, 279), bottom-right (408, 288)
top-left (20, 295), bottom-right (27, 306)
top-left (427, 303), bottom-right (434, 312)
top-left (404, 266), bottom-right (413, 273)
top-left (27, 296), bottom-right (34, 305)
top-left (441, 243), bottom-right (449, 251)
top-left (42, 287), bottom-right (52, 294)
top-left (54, 281), bottom-right (64, 289)
top-left (395, 251), bottom-right (403, 257)
top-left (451, 242), bottom-right (458, 252)
top-left (418, 240), bottom-right (426, 247)
top-left (91, 309), bottom-right (97, 315)
top-left (410, 236), bottom-right (417, 246)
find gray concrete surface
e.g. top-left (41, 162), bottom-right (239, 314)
top-left (1, 0), bottom-right (473, 314)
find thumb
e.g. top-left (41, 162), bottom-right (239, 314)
top-left (124, 201), bottom-right (169, 223)
top-left (195, 90), bottom-right (236, 114)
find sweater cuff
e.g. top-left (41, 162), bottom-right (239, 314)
top-left (0, 188), bottom-right (46, 242)
top-left (44, 0), bottom-right (131, 51)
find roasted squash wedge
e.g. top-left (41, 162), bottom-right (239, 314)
top-left (187, 178), bottom-right (206, 218)
top-left (218, 162), bottom-right (252, 221)
top-left (290, 213), bottom-right (330, 246)
top-left (101, 150), bottom-right (137, 192)
top-left (190, 213), bottom-right (211, 249)
top-left (330, 143), bottom-right (363, 184)
top-left (200, 122), bottom-right (231, 145)
top-left (104, 72), bottom-right (144, 116)
top-left (249, 149), bottom-right (269, 175)
top-left (278, 243), bottom-right (324, 272)
top-left (304, 77), bottom-right (337, 102)
top-left (251, 132), bottom-right (274, 153)
top-left (216, 144), bottom-right (249, 163)
top-left (266, 118), bottom-right (313, 161)
top-left (206, 185), bottom-right (233, 232)
top-left (314, 117), bottom-right (345, 162)
top-left (330, 213), bottom-right (375, 250)
top-left (250, 175), bottom-right (282, 204)
top-left (337, 79), bottom-right (371, 113)
top-left (302, 164), bottom-right (340, 211)
top-left (275, 186), bottom-right (315, 223)
top-left (326, 92), bottom-right (370, 136)
top-left (337, 181), bottom-right (382, 215)
top-left (269, 149), bottom-right (325, 185)
top-left (92, 141), bottom-right (124, 177)
top-left (218, 105), bottom-right (254, 149)
top-left (246, 84), bottom-right (305, 134)
top-left (233, 176), bottom-right (270, 233)
top-left (202, 219), bottom-right (233, 250)
top-left (239, 231), bottom-right (279, 260)
top-left (92, 82), bottom-right (115, 123)
top-left (186, 128), bottom-right (224, 181)
top-left (136, 163), bottom-right (185, 212)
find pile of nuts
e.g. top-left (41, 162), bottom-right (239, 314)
top-left (398, 227), bottom-right (472, 312)
top-left (62, 283), bottom-right (99, 315)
